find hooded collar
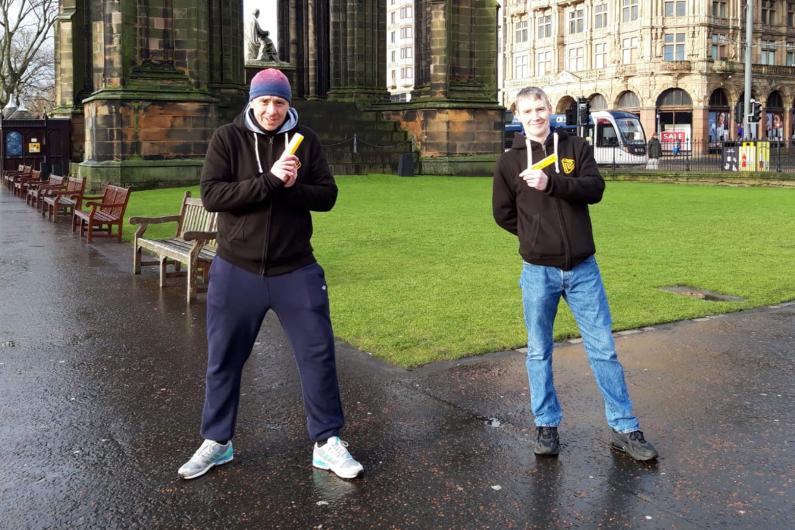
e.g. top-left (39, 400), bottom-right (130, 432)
top-left (513, 131), bottom-right (555, 151)
top-left (235, 103), bottom-right (300, 174)
top-left (237, 103), bottom-right (299, 136)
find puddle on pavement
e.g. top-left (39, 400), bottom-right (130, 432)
top-left (660, 285), bottom-right (745, 302)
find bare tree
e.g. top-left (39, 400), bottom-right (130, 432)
top-left (25, 83), bottom-right (54, 117)
top-left (0, 0), bottom-right (57, 110)
top-left (17, 40), bottom-right (53, 116)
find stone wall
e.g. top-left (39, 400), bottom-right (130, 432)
top-left (382, 105), bottom-right (502, 176)
top-left (53, 0), bottom-right (246, 187)
top-left (82, 100), bottom-right (215, 161)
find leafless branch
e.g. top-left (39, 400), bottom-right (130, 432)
top-left (0, 0), bottom-right (57, 110)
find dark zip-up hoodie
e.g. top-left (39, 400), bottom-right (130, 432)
top-left (200, 105), bottom-right (337, 276)
top-left (492, 131), bottom-right (604, 270)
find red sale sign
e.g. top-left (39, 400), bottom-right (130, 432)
top-left (660, 130), bottom-right (686, 143)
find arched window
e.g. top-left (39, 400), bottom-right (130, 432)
top-left (656, 89), bottom-right (693, 140)
top-left (556, 96), bottom-right (576, 114)
top-left (617, 91), bottom-right (639, 109)
top-left (589, 94), bottom-right (607, 110)
top-left (708, 89), bottom-right (728, 107)
top-left (657, 88), bottom-right (692, 107)
top-left (767, 91), bottom-right (783, 108)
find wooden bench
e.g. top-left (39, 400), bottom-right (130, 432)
top-left (26, 175), bottom-right (66, 209)
top-left (130, 191), bottom-right (218, 303)
top-left (3, 164), bottom-right (31, 190)
top-left (72, 184), bottom-right (131, 243)
top-left (42, 177), bottom-right (86, 220)
top-left (2, 164), bottom-right (23, 189)
top-left (13, 168), bottom-right (41, 197)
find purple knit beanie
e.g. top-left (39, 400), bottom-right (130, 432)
top-left (249, 68), bottom-right (292, 102)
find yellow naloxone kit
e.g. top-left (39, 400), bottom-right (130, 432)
top-left (530, 153), bottom-right (557, 171)
top-left (285, 133), bottom-right (304, 156)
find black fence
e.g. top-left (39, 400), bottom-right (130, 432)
top-left (609, 138), bottom-right (795, 174)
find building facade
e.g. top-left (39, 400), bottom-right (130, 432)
top-left (503, 0), bottom-right (795, 146)
top-left (387, 0), bottom-right (416, 101)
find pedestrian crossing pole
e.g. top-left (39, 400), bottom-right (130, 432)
top-left (743, 0), bottom-right (753, 140)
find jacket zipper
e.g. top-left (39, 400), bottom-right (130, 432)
top-left (541, 141), bottom-right (571, 269)
top-left (259, 135), bottom-right (275, 276)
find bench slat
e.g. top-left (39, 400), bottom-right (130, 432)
top-left (138, 238), bottom-right (217, 263)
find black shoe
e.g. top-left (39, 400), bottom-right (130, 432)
top-left (610, 430), bottom-right (658, 461)
top-left (534, 426), bottom-right (560, 456)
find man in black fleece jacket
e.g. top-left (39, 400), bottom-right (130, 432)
top-left (493, 87), bottom-right (657, 461)
top-left (178, 69), bottom-right (363, 480)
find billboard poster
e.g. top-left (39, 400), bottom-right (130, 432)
top-left (709, 111), bottom-right (729, 143)
top-left (766, 111), bottom-right (784, 140)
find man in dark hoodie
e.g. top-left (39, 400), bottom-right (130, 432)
top-left (492, 87), bottom-right (657, 461)
top-left (178, 69), bottom-right (363, 480)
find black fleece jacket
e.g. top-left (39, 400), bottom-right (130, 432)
top-left (200, 110), bottom-right (337, 276)
top-left (492, 132), bottom-right (605, 270)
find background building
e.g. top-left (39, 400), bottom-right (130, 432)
top-left (387, 0), bottom-right (416, 101)
top-left (54, 1), bottom-right (502, 184)
top-left (503, 0), bottom-right (795, 146)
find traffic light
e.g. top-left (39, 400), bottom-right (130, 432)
top-left (565, 106), bottom-right (577, 126)
top-left (577, 97), bottom-right (590, 126)
top-left (750, 100), bottom-right (762, 123)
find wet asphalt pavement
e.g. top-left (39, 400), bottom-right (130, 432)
top-left (1, 187), bottom-right (793, 530)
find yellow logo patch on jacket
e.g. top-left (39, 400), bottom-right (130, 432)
top-left (561, 158), bottom-right (575, 174)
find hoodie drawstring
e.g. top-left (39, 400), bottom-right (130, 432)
top-left (553, 132), bottom-right (560, 173)
top-left (526, 139), bottom-right (534, 170)
top-left (253, 131), bottom-right (291, 174)
top-left (253, 133), bottom-right (263, 173)
top-left (526, 132), bottom-right (560, 173)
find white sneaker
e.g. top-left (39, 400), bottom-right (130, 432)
top-left (178, 439), bottom-right (234, 479)
top-left (312, 436), bottom-right (364, 479)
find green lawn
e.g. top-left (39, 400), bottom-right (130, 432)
top-left (123, 186), bottom-right (201, 241)
top-left (124, 177), bottom-right (795, 367)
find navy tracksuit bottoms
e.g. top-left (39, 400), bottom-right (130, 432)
top-left (200, 256), bottom-right (344, 442)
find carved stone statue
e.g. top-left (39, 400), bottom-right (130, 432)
top-left (246, 9), bottom-right (280, 62)
top-left (258, 30), bottom-right (280, 62)
top-left (246, 9), bottom-right (263, 61)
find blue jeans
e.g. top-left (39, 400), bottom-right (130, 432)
top-left (520, 256), bottom-right (639, 433)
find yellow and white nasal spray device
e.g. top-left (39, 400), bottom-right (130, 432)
top-left (530, 153), bottom-right (557, 171)
top-left (284, 133), bottom-right (304, 157)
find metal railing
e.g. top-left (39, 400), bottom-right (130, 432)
top-left (612, 138), bottom-right (794, 174)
